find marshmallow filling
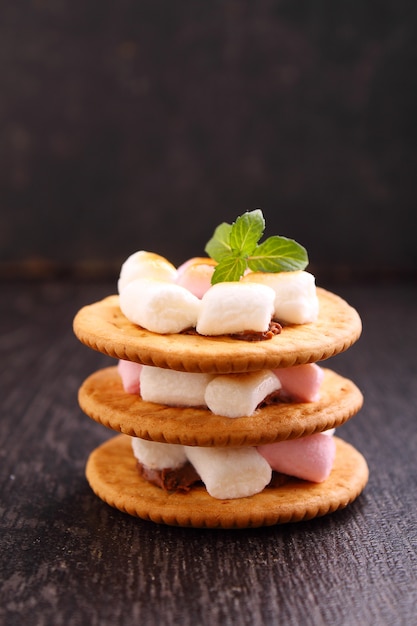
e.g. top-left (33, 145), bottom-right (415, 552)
top-left (131, 433), bottom-right (336, 499)
top-left (119, 357), bottom-right (332, 500)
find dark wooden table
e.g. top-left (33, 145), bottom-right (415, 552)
top-left (1, 279), bottom-right (416, 626)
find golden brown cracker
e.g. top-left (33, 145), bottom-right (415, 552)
top-left (85, 435), bottom-right (369, 528)
top-left (78, 367), bottom-right (363, 446)
top-left (73, 288), bottom-right (362, 373)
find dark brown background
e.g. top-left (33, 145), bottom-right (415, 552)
top-left (1, 4), bottom-right (416, 626)
top-left (0, 1), bottom-right (416, 279)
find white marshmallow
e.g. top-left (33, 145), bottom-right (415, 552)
top-left (205, 370), bottom-right (281, 418)
top-left (119, 278), bottom-right (201, 334)
top-left (243, 270), bottom-right (319, 324)
top-left (131, 437), bottom-right (187, 470)
top-left (118, 251), bottom-right (177, 293)
top-left (140, 366), bottom-right (212, 407)
top-left (196, 282), bottom-right (275, 336)
top-left (184, 446), bottom-right (272, 499)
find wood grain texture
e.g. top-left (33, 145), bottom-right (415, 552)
top-left (1, 281), bottom-right (416, 626)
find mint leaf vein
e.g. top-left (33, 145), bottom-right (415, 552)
top-left (205, 209), bottom-right (309, 284)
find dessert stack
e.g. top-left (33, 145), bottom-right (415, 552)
top-left (73, 211), bottom-right (368, 528)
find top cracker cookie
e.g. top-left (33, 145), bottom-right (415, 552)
top-left (73, 288), bottom-right (361, 374)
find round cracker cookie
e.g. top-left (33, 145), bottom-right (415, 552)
top-left (78, 367), bottom-right (363, 446)
top-left (85, 434), bottom-right (369, 528)
top-left (73, 288), bottom-right (362, 373)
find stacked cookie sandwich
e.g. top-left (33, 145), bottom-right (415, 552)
top-left (73, 210), bottom-right (368, 528)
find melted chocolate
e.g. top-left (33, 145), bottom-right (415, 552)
top-left (267, 472), bottom-right (292, 488)
top-left (137, 461), bottom-right (201, 493)
top-left (229, 321), bottom-right (282, 341)
top-left (259, 388), bottom-right (295, 406)
top-left (183, 320), bottom-right (282, 341)
top-left (137, 461), bottom-right (292, 494)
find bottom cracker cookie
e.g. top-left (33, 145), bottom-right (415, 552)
top-left (85, 434), bottom-right (369, 529)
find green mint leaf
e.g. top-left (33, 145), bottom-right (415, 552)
top-left (204, 222), bottom-right (233, 262)
top-left (211, 255), bottom-right (247, 284)
top-left (205, 208), bottom-right (309, 284)
top-left (248, 236), bottom-right (308, 272)
top-left (229, 209), bottom-right (265, 255)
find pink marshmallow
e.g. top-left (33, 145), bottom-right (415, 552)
top-left (272, 363), bottom-right (324, 402)
top-left (176, 257), bottom-right (216, 298)
top-left (117, 359), bottom-right (143, 394)
top-left (258, 433), bottom-right (336, 483)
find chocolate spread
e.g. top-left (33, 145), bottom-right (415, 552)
top-left (137, 462), bottom-right (292, 493)
top-left (229, 321), bottom-right (282, 341)
top-left (183, 320), bottom-right (282, 341)
top-left (137, 461), bottom-right (201, 492)
top-left (259, 388), bottom-right (295, 406)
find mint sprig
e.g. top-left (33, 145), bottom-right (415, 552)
top-left (205, 209), bottom-right (308, 284)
